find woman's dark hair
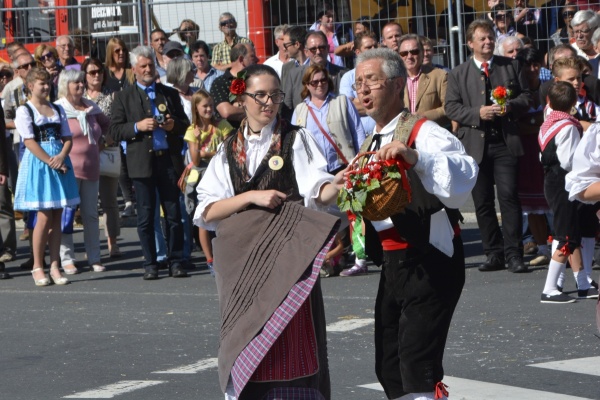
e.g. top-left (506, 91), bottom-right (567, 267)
top-left (242, 64), bottom-right (281, 86)
top-left (81, 58), bottom-right (107, 87)
top-left (548, 81), bottom-right (577, 112)
top-left (300, 64), bottom-right (333, 99)
top-left (516, 47), bottom-right (544, 65)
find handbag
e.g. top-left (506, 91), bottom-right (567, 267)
top-left (99, 146), bottom-right (121, 178)
top-left (178, 161), bottom-right (208, 194)
top-left (26, 206), bottom-right (76, 234)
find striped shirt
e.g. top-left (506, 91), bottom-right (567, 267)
top-left (406, 71), bottom-right (422, 114)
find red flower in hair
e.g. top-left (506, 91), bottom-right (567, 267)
top-left (230, 78), bottom-right (246, 96)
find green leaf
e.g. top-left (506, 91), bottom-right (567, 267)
top-left (367, 179), bottom-right (380, 191)
top-left (387, 171), bottom-right (401, 179)
top-left (355, 190), bottom-right (368, 206)
top-left (351, 198), bottom-right (363, 212)
top-left (338, 199), bottom-right (351, 212)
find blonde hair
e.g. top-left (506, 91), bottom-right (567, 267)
top-left (191, 90), bottom-right (218, 127)
top-left (552, 57), bottom-right (582, 78)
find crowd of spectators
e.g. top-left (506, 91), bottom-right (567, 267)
top-left (0, 1), bottom-right (599, 302)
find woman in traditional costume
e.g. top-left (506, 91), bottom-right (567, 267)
top-left (193, 64), bottom-right (344, 400)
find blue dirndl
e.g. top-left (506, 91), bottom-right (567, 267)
top-left (14, 115), bottom-right (80, 211)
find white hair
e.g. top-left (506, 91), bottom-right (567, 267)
top-left (495, 36), bottom-right (523, 56)
top-left (572, 10), bottom-right (600, 30)
top-left (57, 69), bottom-right (85, 99)
top-left (129, 46), bottom-right (154, 68)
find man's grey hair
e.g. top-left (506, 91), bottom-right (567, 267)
top-left (56, 35), bottom-right (74, 47)
top-left (495, 36), bottom-right (523, 56)
top-left (57, 69), bottom-right (85, 99)
top-left (274, 24), bottom-right (289, 40)
top-left (12, 52), bottom-right (33, 69)
top-left (397, 34), bottom-right (424, 54)
top-left (166, 57), bottom-right (194, 87)
top-left (129, 46), bottom-right (154, 68)
top-left (356, 48), bottom-right (407, 80)
top-left (219, 12), bottom-right (235, 21)
top-left (572, 9), bottom-right (600, 30)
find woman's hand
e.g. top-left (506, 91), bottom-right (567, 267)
top-left (48, 154), bottom-right (65, 170)
top-left (250, 190), bottom-right (287, 209)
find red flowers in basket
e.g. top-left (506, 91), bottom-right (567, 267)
top-left (490, 85), bottom-right (512, 107)
top-left (338, 158), bottom-right (405, 214)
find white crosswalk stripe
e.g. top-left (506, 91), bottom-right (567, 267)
top-left (63, 381), bottom-right (164, 399)
top-left (357, 376), bottom-right (596, 400)
top-left (326, 318), bottom-right (374, 332)
top-left (152, 357), bottom-right (218, 374)
top-left (528, 356), bottom-right (600, 377)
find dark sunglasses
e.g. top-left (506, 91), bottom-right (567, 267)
top-left (40, 52), bottom-right (54, 62)
top-left (308, 78), bottom-right (328, 87)
top-left (114, 48), bottom-right (125, 54)
top-left (220, 18), bottom-right (236, 27)
top-left (283, 41), bottom-right (297, 50)
top-left (17, 61), bottom-right (35, 70)
top-left (306, 45), bottom-right (328, 54)
top-left (562, 11), bottom-right (576, 18)
top-left (399, 49), bottom-right (420, 57)
top-left (495, 14), bottom-right (507, 20)
top-left (86, 69), bottom-right (103, 76)
top-left (0, 73), bottom-right (12, 79)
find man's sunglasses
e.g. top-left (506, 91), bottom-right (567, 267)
top-left (399, 49), bottom-right (420, 57)
top-left (220, 19), bottom-right (236, 27)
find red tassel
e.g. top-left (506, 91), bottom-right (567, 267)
top-left (559, 236), bottom-right (572, 257)
top-left (398, 165), bottom-right (412, 203)
top-left (434, 382), bottom-right (449, 399)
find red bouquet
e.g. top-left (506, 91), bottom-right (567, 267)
top-left (490, 85), bottom-right (512, 111)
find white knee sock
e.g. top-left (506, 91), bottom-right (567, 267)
top-left (544, 259), bottom-right (566, 295)
top-left (574, 270), bottom-right (591, 290)
top-left (581, 237), bottom-right (595, 283)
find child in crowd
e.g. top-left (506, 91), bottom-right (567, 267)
top-left (184, 90), bottom-right (233, 275)
top-left (13, 68), bottom-right (79, 287)
top-left (550, 57), bottom-right (600, 290)
top-left (538, 81), bottom-right (598, 303)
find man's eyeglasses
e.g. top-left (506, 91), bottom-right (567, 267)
top-left (399, 49), bottom-right (420, 57)
top-left (306, 45), bottom-right (328, 54)
top-left (220, 18), bottom-right (236, 27)
top-left (308, 78), bottom-right (328, 87)
top-left (352, 77), bottom-right (395, 91)
top-left (283, 41), bottom-right (297, 50)
top-left (244, 91), bottom-right (285, 105)
top-left (562, 11), bottom-right (576, 18)
top-left (86, 70), bottom-right (103, 76)
top-left (574, 28), bottom-right (593, 36)
top-left (495, 14), bottom-right (507, 20)
top-left (17, 61), bottom-right (35, 70)
top-left (40, 52), bottom-right (54, 62)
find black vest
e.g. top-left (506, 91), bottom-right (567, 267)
top-left (224, 122), bottom-right (308, 204)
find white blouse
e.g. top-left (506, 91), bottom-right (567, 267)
top-left (193, 118), bottom-right (334, 231)
top-left (14, 101), bottom-right (72, 140)
top-left (566, 123), bottom-right (600, 203)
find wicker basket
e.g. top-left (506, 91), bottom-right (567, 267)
top-left (349, 152), bottom-right (411, 221)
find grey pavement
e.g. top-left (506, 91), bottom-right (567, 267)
top-left (0, 222), bottom-right (598, 400)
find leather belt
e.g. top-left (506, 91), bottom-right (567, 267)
top-left (153, 149), bottom-right (168, 157)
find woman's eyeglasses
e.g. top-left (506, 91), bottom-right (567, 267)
top-left (308, 78), bottom-right (328, 87)
top-left (114, 48), bottom-right (125, 54)
top-left (562, 11), bottom-right (576, 18)
top-left (244, 91), bottom-right (285, 105)
top-left (86, 70), bottom-right (103, 76)
top-left (40, 53), bottom-right (54, 62)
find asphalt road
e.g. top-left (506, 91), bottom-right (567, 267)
top-left (0, 222), bottom-right (599, 400)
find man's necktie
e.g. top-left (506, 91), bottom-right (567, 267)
top-left (371, 134), bottom-right (383, 151)
top-left (482, 62), bottom-right (489, 78)
top-left (145, 86), bottom-right (156, 100)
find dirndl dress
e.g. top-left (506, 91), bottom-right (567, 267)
top-left (13, 102), bottom-right (80, 211)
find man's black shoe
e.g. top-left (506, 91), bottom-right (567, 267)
top-left (0, 262), bottom-right (10, 279)
top-left (507, 256), bottom-right (528, 273)
top-left (143, 266), bottom-right (159, 280)
top-left (169, 264), bottom-right (189, 278)
top-left (478, 256), bottom-right (505, 272)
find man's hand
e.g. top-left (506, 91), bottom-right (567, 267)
top-left (161, 114), bottom-right (175, 131)
top-left (480, 105), bottom-right (500, 121)
top-left (375, 141), bottom-right (419, 166)
top-left (136, 118), bottom-right (158, 132)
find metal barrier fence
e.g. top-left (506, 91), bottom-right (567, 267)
top-left (1, 0), bottom-right (598, 68)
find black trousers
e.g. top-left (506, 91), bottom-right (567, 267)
top-left (131, 153), bottom-right (183, 269)
top-left (374, 237), bottom-right (465, 399)
top-left (471, 142), bottom-right (523, 261)
top-left (544, 169), bottom-right (581, 252)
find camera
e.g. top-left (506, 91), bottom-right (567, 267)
top-left (154, 114), bottom-right (165, 124)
